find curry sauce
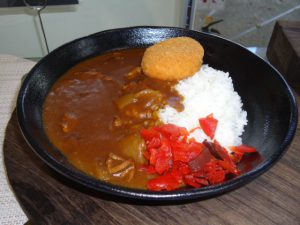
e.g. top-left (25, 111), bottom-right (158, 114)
top-left (43, 48), bottom-right (183, 189)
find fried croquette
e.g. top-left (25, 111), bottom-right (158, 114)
top-left (141, 37), bottom-right (204, 81)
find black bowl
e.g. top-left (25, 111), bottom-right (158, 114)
top-left (17, 26), bottom-right (298, 201)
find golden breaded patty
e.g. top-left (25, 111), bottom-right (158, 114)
top-left (141, 37), bottom-right (204, 81)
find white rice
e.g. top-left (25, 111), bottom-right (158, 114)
top-left (159, 64), bottom-right (247, 148)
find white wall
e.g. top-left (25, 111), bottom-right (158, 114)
top-left (0, 0), bottom-right (186, 58)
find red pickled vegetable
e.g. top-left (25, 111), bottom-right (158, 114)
top-left (156, 123), bottom-right (189, 142)
top-left (172, 141), bottom-right (204, 162)
top-left (203, 140), bottom-right (223, 160)
top-left (203, 160), bottom-right (227, 184)
top-left (230, 144), bottom-right (257, 153)
top-left (230, 151), bottom-right (244, 163)
top-left (139, 165), bottom-right (156, 174)
top-left (140, 128), bottom-right (161, 142)
top-left (141, 119), bottom-right (258, 191)
top-left (213, 140), bottom-right (239, 175)
top-left (147, 172), bottom-right (182, 191)
top-left (188, 147), bottom-right (213, 172)
top-left (150, 142), bottom-right (172, 174)
top-left (199, 114), bottom-right (218, 139)
top-left (147, 137), bottom-right (161, 149)
top-left (173, 161), bottom-right (191, 175)
top-left (184, 171), bottom-right (209, 188)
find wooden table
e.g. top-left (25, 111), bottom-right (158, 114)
top-left (3, 88), bottom-right (300, 225)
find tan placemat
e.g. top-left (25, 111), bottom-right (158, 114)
top-left (0, 55), bottom-right (36, 225)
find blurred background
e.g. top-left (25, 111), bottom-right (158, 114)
top-left (0, 0), bottom-right (299, 58)
top-left (191, 0), bottom-right (300, 47)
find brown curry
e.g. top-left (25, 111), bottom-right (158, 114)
top-left (43, 48), bottom-right (183, 189)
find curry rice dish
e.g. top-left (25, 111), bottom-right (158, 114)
top-left (43, 37), bottom-right (256, 191)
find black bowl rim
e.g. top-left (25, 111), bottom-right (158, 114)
top-left (17, 26), bottom-right (298, 201)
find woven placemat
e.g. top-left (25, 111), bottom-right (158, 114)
top-left (0, 55), bottom-right (36, 225)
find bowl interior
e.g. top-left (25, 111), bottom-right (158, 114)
top-left (17, 27), bottom-right (297, 201)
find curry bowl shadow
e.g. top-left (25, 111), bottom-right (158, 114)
top-left (17, 26), bottom-right (298, 201)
